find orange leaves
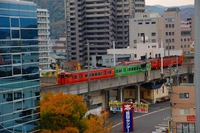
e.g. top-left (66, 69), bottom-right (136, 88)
top-left (40, 92), bottom-right (88, 132)
top-left (41, 92), bottom-right (87, 116)
top-left (40, 92), bottom-right (112, 133)
top-left (85, 111), bottom-right (113, 133)
top-left (41, 127), bottom-right (79, 133)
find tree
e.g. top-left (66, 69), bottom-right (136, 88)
top-left (40, 92), bottom-right (88, 133)
top-left (40, 92), bottom-right (113, 133)
top-left (85, 111), bottom-right (113, 133)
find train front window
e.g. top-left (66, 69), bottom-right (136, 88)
top-left (59, 74), bottom-right (64, 78)
top-left (65, 74), bottom-right (69, 78)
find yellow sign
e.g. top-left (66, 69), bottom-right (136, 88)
top-left (134, 103), bottom-right (149, 113)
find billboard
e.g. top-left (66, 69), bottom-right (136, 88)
top-left (122, 103), bottom-right (134, 132)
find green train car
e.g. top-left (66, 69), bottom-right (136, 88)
top-left (114, 62), bottom-right (151, 77)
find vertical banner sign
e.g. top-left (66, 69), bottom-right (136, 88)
top-left (122, 103), bottom-right (134, 132)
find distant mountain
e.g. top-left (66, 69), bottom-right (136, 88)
top-left (28, 0), bottom-right (65, 39)
top-left (146, 5), bottom-right (194, 19)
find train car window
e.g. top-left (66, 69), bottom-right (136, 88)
top-left (104, 71), bottom-right (106, 75)
top-left (85, 74), bottom-right (88, 77)
top-left (116, 69), bottom-right (119, 73)
top-left (65, 74), bottom-right (69, 78)
top-left (119, 69), bottom-right (122, 73)
top-left (95, 73), bottom-right (98, 76)
top-left (92, 73), bottom-right (95, 77)
top-left (108, 70), bottom-right (112, 74)
top-left (74, 75), bottom-right (78, 79)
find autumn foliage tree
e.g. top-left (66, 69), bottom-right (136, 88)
top-left (40, 92), bottom-right (113, 133)
top-left (84, 111), bottom-right (113, 133)
top-left (40, 92), bottom-right (88, 133)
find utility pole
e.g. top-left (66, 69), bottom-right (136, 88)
top-left (168, 39), bottom-right (170, 56)
top-left (113, 41), bottom-right (116, 66)
top-left (194, 0), bottom-right (200, 132)
top-left (161, 39), bottom-right (164, 78)
top-left (167, 38), bottom-right (173, 133)
top-left (176, 56), bottom-right (179, 86)
top-left (87, 41), bottom-right (91, 108)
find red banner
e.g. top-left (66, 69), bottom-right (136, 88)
top-left (187, 115), bottom-right (196, 121)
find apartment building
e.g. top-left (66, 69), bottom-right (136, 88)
top-left (37, 9), bottom-right (51, 71)
top-left (64, 0), bottom-right (145, 65)
top-left (0, 0), bottom-right (40, 132)
top-left (171, 84), bottom-right (196, 133)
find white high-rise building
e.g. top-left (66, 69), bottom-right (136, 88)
top-left (37, 9), bottom-right (51, 71)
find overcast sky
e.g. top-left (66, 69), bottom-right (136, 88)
top-left (146, 0), bottom-right (194, 7)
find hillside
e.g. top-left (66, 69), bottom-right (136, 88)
top-left (146, 5), bottom-right (194, 19)
top-left (28, 0), bottom-right (65, 38)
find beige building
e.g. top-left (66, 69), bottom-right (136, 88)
top-left (180, 21), bottom-right (193, 55)
top-left (129, 8), bottom-right (194, 57)
top-left (129, 12), bottom-right (161, 48)
top-left (171, 84), bottom-right (196, 133)
top-left (161, 8), bottom-right (182, 52)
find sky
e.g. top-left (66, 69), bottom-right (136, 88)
top-left (146, 0), bottom-right (194, 7)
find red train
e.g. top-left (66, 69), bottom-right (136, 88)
top-left (149, 56), bottom-right (183, 69)
top-left (58, 68), bottom-right (115, 85)
top-left (119, 56), bottom-right (183, 70)
top-left (58, 56), bottom-right (183, 85)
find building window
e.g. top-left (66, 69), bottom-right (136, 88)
top-left (180, 108), bottom-right (190, 115)
top-left (177, 123), bottom-right (195, 133)
top-left (134, 54), bottom-right (137, 58)
top-left (151, 32), bottom-right (156, 36)
top-left (179, 93), bottom-right (189, 99)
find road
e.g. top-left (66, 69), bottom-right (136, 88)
top-left (109, 101), bottom-right (171, 133)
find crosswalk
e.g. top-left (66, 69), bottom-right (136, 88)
top-left (152, 122), bottom-right (168, 133)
